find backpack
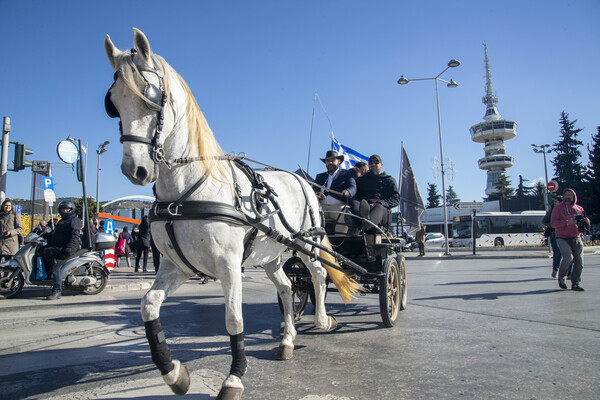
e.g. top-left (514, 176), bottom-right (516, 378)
top-left (115, 234), bottom-right (126, 255)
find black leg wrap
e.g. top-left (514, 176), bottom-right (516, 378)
top-left (145, 319), bottom-right (174, 375)
top-left (229, 333), bottom-right (247, 379)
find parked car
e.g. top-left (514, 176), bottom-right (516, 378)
top-left (425, 232), bottom-right (447, 248)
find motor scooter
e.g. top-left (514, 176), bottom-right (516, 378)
top-left (0, 231), bottom-right (116, 299)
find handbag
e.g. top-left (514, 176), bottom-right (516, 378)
top-left (115, 235), bottom-right (126, 255)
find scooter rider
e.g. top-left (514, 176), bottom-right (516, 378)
top-left (40, 200), bottom-right (82, 300)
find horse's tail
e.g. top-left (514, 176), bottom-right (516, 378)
top-left (319, 235), bottom-right (362, 303)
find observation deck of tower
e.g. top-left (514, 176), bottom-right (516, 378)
top-left (469, 43), bottom-right (517, 196)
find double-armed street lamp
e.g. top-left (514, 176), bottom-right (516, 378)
top-left (96, 141), bottom-right (110, 216)
top-left (397, 59), bottom-right (460, 255)
top-left (531, 143), bottom-right (552, 212)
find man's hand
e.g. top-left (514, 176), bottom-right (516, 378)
top-left (316, 192), bottom-right (326, 200)
top-left (341, 190), bottom-right (350, 198)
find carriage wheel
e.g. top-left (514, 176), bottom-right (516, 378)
top-left (398, 255), bottom-right (407, 311)
top-left (379, 257), bottom-right (400, 327)
top-left (277, 257), bottom-right (310, 320)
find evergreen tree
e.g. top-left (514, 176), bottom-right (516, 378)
top-left (532, 181), bottom-right (546, 197)
top-left (514, 175), bottom-right (534, 198)
top-left (583, 126), bottom-right (600, 224)
top-left (486, 173), bottom-right (514, 201)
top-left (75, 196), bottom-right (103, 220)
top-left (446, 185), bottom-right (460, 206)
top-left (551, 111), bottom-right (585, 193)
top-left (426, 182), bottom-right (441, 208)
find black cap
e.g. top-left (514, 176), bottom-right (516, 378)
top-left (369, 154), bottom-right (382, 164)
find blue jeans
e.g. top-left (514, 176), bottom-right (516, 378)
top-left (550, 236), bottom-right (561, 272)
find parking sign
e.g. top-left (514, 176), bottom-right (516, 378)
top-left (42, 177), bottom-right (54, 191)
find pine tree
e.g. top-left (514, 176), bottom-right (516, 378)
top-left (551, 111), bottom-right (585, 193)
top-left (426, 182), bottom-right (441, 208)
top-left (446, 185), bottom-right (460, 206)
top-left (583, 126), bottom-right (600, 224)
top-left (514, 175), bottom-right (533, 198)
top-left (486, 173), bottom-right (514, 201)
top-left (532, 181), bottom-right (546, 197)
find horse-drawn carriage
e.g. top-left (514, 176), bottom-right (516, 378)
top-left (278, 210), bottom-right (407, 328)
top-left (104, 28), bottom-right (408, 399)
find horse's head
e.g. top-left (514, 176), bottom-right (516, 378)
top-left (104, 28), bottom-right (171, 186)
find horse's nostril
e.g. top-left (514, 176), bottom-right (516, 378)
top-left (135, 167), bottom-right (148, 181)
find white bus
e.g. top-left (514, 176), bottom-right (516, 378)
top-left (452, 211), bottom-right (546, 248)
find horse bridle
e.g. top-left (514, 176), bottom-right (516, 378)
top-left (105, 49), bottom-right (168, 164)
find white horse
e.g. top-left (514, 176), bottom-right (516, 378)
top-left (104, 28), bottom-right (359, 399)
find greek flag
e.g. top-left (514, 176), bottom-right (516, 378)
top-left (331, 137), bottom-right (369, 170)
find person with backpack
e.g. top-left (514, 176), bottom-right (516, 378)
top-left (115, 226), bottom-right (134, 268)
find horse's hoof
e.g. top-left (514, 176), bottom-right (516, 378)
top-left (216, 387), bottom-right (244, 400)
top-left (168, 363), bottom-right (190, 396)
top-left (327, 315), bottom-right (338, 331)
top-left (276, 344), bottom-right (294, 360)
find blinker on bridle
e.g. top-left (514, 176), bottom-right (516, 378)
top-left (105, 48), bottom-right (168, 165)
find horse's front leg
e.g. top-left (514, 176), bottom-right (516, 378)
top-left (141, 258), bottom-right (195, 396)
top-left (263, 258), bottom-right (297, 360)
top-left (216, 257), bottom-right (246, 400)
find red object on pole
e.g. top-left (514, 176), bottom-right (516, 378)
top-left (547, 180), bottom-right (558, 193)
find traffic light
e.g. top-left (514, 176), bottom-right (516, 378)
top-left (13, 142), bottom-right (33, 171)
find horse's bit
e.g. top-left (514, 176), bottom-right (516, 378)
top-left (105, 48), bottom-right (168, 165)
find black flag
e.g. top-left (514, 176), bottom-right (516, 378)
top-left (399, 146), bottom-right (425, 232)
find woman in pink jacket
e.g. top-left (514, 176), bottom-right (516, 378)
top-left (550, 188), bottom-right (589, 291)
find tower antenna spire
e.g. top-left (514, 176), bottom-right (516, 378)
top-left (483, 42), bottom-right (498, 109)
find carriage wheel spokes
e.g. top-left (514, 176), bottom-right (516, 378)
top-left (379, 256), bottom-right (400, 327)
top-left (277, 257), bottom-right (310, 320)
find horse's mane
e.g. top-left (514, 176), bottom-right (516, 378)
top-left (114, 52), bottom-right (227, 178)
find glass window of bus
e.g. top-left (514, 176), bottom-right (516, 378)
top-left (476, 217), bottom-right (491, 237)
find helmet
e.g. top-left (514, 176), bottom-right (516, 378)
top-left (58, 200), bottom-right (76, 218)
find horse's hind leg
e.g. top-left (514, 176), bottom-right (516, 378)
top-left (141, 260), bottom-right (195, 396)
top-left (263, 258), bottom-right (297, 360)
top-left (299, 254), bottom-right (337, 332)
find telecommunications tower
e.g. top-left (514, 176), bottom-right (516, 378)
top-left (469, 43), bottom-right (517, 196)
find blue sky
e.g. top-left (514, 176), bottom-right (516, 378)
top-left (1, 1), bottom-right (599, 204)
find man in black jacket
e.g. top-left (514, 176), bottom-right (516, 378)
top-left (41, 200), bottom-right (82, 300)
top-left (313, 150), bottom-right (357, 233)
top-left (350, 154), bottom-right (400, 232)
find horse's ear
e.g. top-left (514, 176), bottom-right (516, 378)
top-left (104, 35), bottom-right (121, 70)
top-left (133, 28), bottom-right (152, 64)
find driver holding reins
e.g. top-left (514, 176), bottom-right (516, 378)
top-left (40, 200), bottom-right (82, 300)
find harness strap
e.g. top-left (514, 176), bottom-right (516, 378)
top-left (164, 220), bottom-right (201, 274)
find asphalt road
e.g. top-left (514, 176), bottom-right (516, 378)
top-left (0, 253), bottom-right (599, 400)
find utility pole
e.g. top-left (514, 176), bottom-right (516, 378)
top-left (0, 117), bottom-right (11, 204)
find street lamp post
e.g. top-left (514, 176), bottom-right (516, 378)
top-left (397, 59), bottom-right (460, 255)
top-left (96, 141), bottom-right (110, 216)
top-left (531, 144), bottom-right (552, 212)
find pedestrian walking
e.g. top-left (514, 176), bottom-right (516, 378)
top-left (415, 225), bottom-right (426, 257)
top-left (0, 199), bottom-right (23, 262)
top-left (149, 225), bottom-right (161, 274)
top-left (115, 226), bottom-right (133, 268)
top-left (550, 188), bottom-right (590, 291)
top-left (135, 216), bottom-right (151, 272)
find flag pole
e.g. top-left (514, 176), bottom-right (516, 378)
top-left (306, 93), bottom-right (317, 176)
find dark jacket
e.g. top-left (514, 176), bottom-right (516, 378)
top-left (313, 168), bottom-right (357, 202)
top-left (136, 221), bottom-right (151, 248)
top-left (44, 214), bottom-right (82, 256)
top-left (356, 171), bottom-right (401, 209)
top-left (120, 227), bottom-right (134, 246)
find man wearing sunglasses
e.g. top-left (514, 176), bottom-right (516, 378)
top-left (350, 154), bottom-right (400, 233)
